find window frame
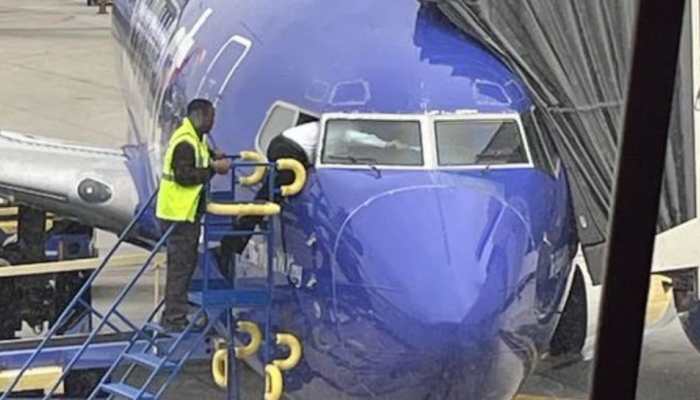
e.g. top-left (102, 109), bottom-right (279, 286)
top-left (318, 113), bottom-right (429, 170)
top-left (432, 113), bottom-right (534, 170)
top-left (316, 111), bottom-right (535, 171)
top-left (254, 101), bottom-right (320, 156)
top-left (194, 35), bottom-right (252, 107)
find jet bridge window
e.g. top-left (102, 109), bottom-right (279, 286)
top-left (322, 120), bottom-right (423, 166)
top-left (435, 120), bottom-right (528, 166)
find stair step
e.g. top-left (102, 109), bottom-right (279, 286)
top-left (123, 352), bottom-right (176, 370)
top-left (143, 322), bottom-right (174, 337)
top-left (99, 382), bottom-right (154, 399)
top-left (188, 289), bottom-right (269, 307)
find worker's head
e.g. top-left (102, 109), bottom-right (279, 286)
top-left (187, 99), bottom-right (216, 134)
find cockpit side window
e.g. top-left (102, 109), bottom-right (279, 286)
top-left (434, 120), bottom-right (529, 166)
top-left (297, 112), bottom-right (318, 125)
top-left (256, 103), bottom-right (320, 154)
top-left (322, 119), bottom-right (423, 166)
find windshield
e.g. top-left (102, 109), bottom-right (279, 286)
top-left (322, 119), bottom-right (423, 166)
top-left (435, 120), bottom-right (528, 166)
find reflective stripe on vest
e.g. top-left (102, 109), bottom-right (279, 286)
top-left (156, 118), bottom-right (211, 222)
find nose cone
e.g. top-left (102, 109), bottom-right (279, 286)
top-left (322, 182), bottom-right (537, 398)
top-left (334, 183), bottom-right (532, 326)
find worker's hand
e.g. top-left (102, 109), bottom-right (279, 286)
top-left (213, 149), bottom-right (227, 160)
top-left (212, 159), bottom-right (231, 175)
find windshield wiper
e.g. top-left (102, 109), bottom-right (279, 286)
top-left (327, 155), bottom-right (376, 164)
top-left (327, 156), bottom-right (382, 179)
top-left (476, 151), bottom-right (509, 174)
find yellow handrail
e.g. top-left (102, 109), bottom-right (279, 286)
top-left (211, 321), bottom-right (264, 388)
top-left (206, 202), bottom-right (281, 217)
top-left (272, 333), bottom-right (303, 371)
top-left (276, 159), bottom-right (306, 197)
top-left (265, 364), bottom-right (283, 400)
top-left (211, 349), bottom-right (227, 389)
top-left (238, 151), bottom-right (267, 186)
top-left (235, 321), bottom-right (262, 359)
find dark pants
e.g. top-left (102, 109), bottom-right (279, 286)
top-left (161, 220), bottom-right (200, 324)
top-left (220, 135), bottom-right (309, 255)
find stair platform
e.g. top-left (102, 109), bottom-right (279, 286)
top-left (204, 224), bottom-right (269, 242)
top-left (188, 289), bottom-right (270, 308)
top-left (99, 382), bottom-right (154, 399)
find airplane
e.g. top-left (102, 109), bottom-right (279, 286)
top-left (0, 0), bottom-right (695, 399)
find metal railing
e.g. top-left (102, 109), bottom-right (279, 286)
top-left (0, 190), bottom-right (162, 399)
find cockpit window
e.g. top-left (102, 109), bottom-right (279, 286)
top-left (257, 103), bottom-right (320, 154)
top-left (258, 105), bottom-right (298, 152)
top-left (322, 120), bottom-right (423, 166)
top-left (434, 120), bottom-right (528, 166)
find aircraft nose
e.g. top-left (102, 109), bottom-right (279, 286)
top-left (333, 183), bottom-right (532, 329)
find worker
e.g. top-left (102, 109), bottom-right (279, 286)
top-left (156, 99), bottom-right (231, 332)
top-left (215, 121), bottom-right (417, 271)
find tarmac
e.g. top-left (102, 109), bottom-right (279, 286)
top-left (2, 1), bottom-right (700, 399)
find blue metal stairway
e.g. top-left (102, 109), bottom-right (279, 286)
top-left (0, 154), bottom-right (289, 400)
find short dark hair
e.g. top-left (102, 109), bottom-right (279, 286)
top-left (187, 99), bottom-right (214, 116)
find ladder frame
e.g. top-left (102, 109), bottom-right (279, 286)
top-left (0, 190), bottom-right (164, 399)
top-left (1, 156), bottom-right (283, 400)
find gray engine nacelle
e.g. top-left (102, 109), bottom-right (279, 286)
top-left (0, 130), bottom-right (139, 233)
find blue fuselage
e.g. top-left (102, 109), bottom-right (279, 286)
top-left (111, 0), bottom-right (578, 398)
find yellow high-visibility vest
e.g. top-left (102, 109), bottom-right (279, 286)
top-left (156, 118), bottom-right (211, 222)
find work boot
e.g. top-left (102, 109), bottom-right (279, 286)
top-left (159, 317), bottom-right (189, 334)
top-left (159, 313), bottom-right (207, 333)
